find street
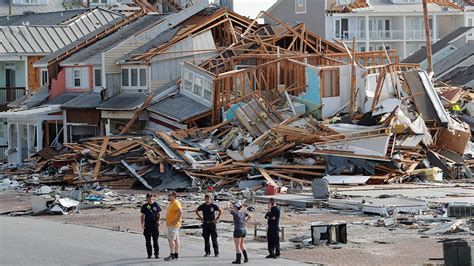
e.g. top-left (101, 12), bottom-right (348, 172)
top-left (0, 216), bottom-right (306, 266)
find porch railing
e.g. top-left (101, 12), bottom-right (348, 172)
top-left (0, 87), bottom-right (26, 112)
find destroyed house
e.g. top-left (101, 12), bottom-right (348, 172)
top-left (0, 8), bottom-right (121, 162)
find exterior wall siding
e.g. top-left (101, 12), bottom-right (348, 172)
top-left (265, 0), bottom-right (327, 37)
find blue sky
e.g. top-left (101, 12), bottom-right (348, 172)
top-left (233, 0), bottom-right (277, 18)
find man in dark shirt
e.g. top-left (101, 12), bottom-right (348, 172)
top-left (195, 194), bottom-right (222, 257)
top-left (265, 198), bottom-right (281, 259)
top-left (140, 193), bottom-right (161, 259)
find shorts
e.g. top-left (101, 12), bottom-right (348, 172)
top-left (167, 227), bottom-right (180, 240)
top-left (233, 229), bottom-right (246, 238)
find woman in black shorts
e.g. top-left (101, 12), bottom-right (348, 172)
top-left (228, 201), bottom-right (252, 264)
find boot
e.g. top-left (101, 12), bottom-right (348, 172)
top-left (232, 253), bottom-right (242, 264)
top-left (242, 250), bottom-right (248, 263)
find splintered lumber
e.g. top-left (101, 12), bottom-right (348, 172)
top-left (108, 141), bottom-right (141, 157)
top-left (121, 160), bottom-right (152, 190)
top-left (265, 169), bottom-right (312, 185)
top-left (93, 138), bottom-right (109, 180)
top-left (258, 168), bottom-right (278, 187)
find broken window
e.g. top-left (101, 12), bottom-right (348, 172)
top-left (194, 75), bottom-right (203, 96)
top-left (184, 70), bottom-right (193, 91)
top-left (203, 79), bottom-right (212, 101)
top-left (320, 68), bottom-right (340, 98)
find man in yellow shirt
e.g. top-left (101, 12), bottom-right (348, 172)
top-left (164, 191), bottom-right (182, 262)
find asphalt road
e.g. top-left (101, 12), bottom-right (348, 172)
top-left (0, 216), bottom-right (306, 266)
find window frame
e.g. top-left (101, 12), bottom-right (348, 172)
top-left (40, 69), bottom-right (48, 86)
top-left (295, 0), bottom-right (306, 14)
top-left (121, 66), bottom-right (148, 91)
top-left (73, 69), bottom-right (82, 88)
top-left (93, 68), bottom-right (102, 88)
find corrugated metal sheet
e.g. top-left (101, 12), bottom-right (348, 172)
top-left (0, 8), bottom-right (121, 55)
top-left (0, 9), bottom-right (86, 26)
top-left (0, 0), bottom-right (66, 16)
top-left (147, 94), bottom-right (210, 122)
top-left (61, 92), bottom-right (104, 109)
top-left (97, 92), bottom-right (147, 110)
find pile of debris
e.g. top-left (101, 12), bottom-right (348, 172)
top-left (3, 72), bottom-right (472, 192)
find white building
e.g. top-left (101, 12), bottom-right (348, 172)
top-left (266, 0), bottom-right (468, 59)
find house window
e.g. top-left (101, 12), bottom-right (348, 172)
top-left (139, 69), bottom-right (146, 87)
top-left (40, 69), bottom-right (48, 86)
top-left (131, 69), bottom-right (138, 86)
top-left (181, 67), bottom-right (213, 104)
top-left (335, 19), bottom-right (349, 39)
top-left (184, 70), bottom-right (193, 91)
top-left (66, 67), bottom-right (88, 89)
top-left (73, 69), bottom-right (81, 87)
top-left (94, 68), bottom-right (102, 87)
top-left (295, 0), bottom-right (306, 14)
top-left (121, 69), bottom-right (129, 86)
top-left (468, 19), bottom-right (473, 37)
top-left (21, 0), bottom-right (39, 3)
top-left (203, 80), bottom-right (212, 101)
top-left (320, 68), bottom-right (340, 98)
top-left (121, 67), bottom-right (147, 90)
top-left (194, 75), bottom-right (203, 96)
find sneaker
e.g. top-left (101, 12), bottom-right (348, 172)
top-left (215, 253), bottom-right (219, 257)
top-left (266, 255), bottom-right (274, 259)
top-left (147, 255), bottom-right (152, 259)
top-left (164, 255), bottom-right (175, 262)
top-left (155, 255), bottom-right (159, 259)
top-left (203, 253), bottom-right (210, 257)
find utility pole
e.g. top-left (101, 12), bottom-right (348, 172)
top-left (422, 0), bottom-right (433, 74)
top-left (9, 0), bottom-right (12, 16)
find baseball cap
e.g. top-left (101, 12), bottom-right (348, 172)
top-left (146, 193), bottom-right (153, 198)
top-left (234, 201), bottom-right (242, 208)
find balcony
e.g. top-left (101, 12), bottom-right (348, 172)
top-left (339, 30), bottom-right (404, 41)
top-left (0, 87), bottom-right (26, 112)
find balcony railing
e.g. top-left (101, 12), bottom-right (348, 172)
top-left (406, 30), bottom-right (433, 40)
top-left (338, 30), bottom-right (404, 41)
top-left (0, 87), bottom-right (26, 112)
top-left (337, 30), bottom-right (435, 41)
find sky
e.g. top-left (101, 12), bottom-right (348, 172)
top-left (233, 0), bottom-right (277, 18)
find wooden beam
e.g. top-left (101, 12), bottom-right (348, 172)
top-left (258, 168), bottom-right (278, 187)
top-left (93, 138), bottom-right (109, 180)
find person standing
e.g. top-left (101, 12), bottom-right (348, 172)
top-left (140, 193), bottom-right (161, 259)
top-left (164, 191), bottom-right (182, 262)
top-left (227, 201), bottom-right (252, 264)
top-left (265, 198), bottom-right (281, 259)
top-left (195, 194), bottom-right (222, 257)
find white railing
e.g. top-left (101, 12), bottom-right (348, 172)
top-left (406, 30), bottom-right (433, 40)
top-left (337, 30), bottom-right (404, 41)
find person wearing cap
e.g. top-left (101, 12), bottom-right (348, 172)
top-left (227, 201), bottom-right (252, 264)
top-left (195, 194), bottom-right (222, 257)
top-left (265, 198), bottom-right (281, 259)
top-left (164, 191), bottom-right (182, 262)
top-left (140, 193), bottom-right (161, 259)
